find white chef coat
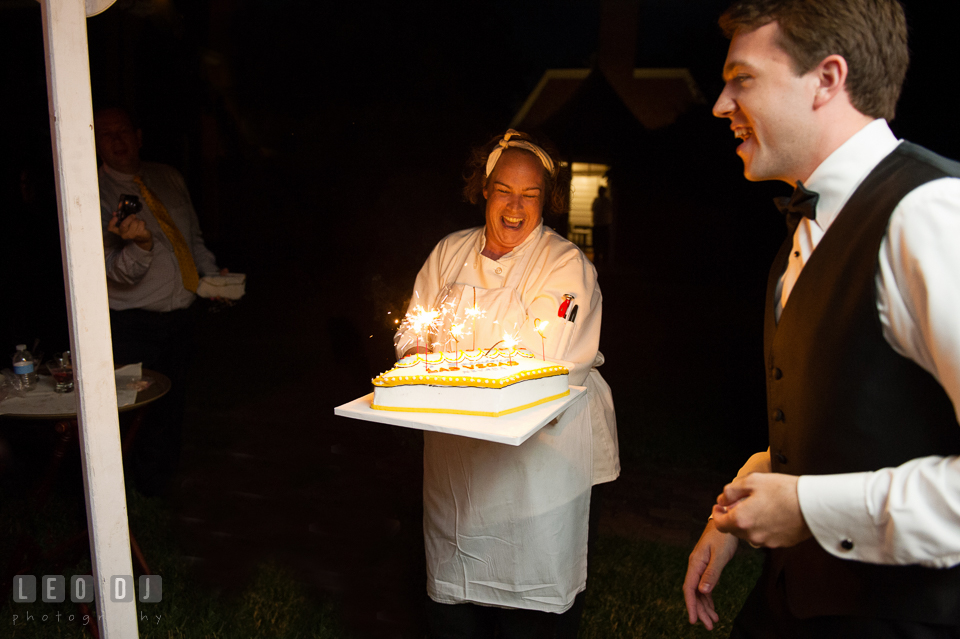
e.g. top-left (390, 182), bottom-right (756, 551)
top-left (757, 119), bottom-right (960, 568)
top-left (396, 223), bottom-right (619, 612)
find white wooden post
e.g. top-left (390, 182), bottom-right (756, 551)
top-left (39, 0), bottom-right (138, 636)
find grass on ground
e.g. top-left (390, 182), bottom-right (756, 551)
top-left (2, 482), bottom-right (761, 638)
top-left (1, 487), bottom-right (343, 639)
top-left (582, 535), bottom-right (762, 638)
top-left (2, 417), bottom-right (761, 638)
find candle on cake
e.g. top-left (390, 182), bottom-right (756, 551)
top-left (464, 303), bottom-right (484, 351)
top-left (449, 323), bottom-right (464, 370)
top-left (409, 305), bottom-right (441, 366)
top-left (534, 318), bottom-right (549, 362)
top-left (502, 332), bottom-right (518, 366)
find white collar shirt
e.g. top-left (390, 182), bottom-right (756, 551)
top-left (99, 161), bottom-right (219, 312)
top-left (767, 119), bottom-right (960, 568)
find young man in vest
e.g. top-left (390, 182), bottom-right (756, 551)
top-left (683, 1), bottom-right (960, 636)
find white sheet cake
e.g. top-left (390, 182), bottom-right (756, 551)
top-left (372, 348), bottom-right (569, 417)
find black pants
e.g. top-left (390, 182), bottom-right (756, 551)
top-left (591, 225), bottom-right (610, 264)
top-left (425, 591), bottom-right (586, 639)
top-left (110, 305), bottom-right (197, 496)
top-left (731, 561), bottom-right (960, 639)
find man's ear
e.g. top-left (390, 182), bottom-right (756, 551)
top-left (813, 54), bottom-right (849, 110)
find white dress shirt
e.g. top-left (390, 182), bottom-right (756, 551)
top-left (99, 162), bottom-right (219, 312)
top-left (763, 119), bottom-right (960, 568)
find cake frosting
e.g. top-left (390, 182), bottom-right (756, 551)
top-left (372, 348), bottom-right (569, 417)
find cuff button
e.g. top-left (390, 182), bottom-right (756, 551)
top-left (840, 539), bottom-right (854, 551)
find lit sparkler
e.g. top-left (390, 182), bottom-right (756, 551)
top-left (408, 305), bottom-right (441, 361)
top-left (450, 323), bottom-right (464, 369)
top-left (464, 304), bottom-right (485, 351)
top-left (534, 318), bottom-right (549, 361)
top-left (502, 331), bottom-right (518, 366)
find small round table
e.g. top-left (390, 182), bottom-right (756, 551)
top-left (0, 369), bottom-right (171, 610)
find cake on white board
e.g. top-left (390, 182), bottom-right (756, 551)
top-left (372, 348), bottom-right (569, 417)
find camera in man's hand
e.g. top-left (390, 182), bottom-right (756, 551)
top-left (116, 193), bottom-right (142, 223)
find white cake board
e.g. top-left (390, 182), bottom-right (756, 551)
top-left (334, 386), bottom-right (586, 446)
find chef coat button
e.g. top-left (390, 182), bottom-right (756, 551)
top-left (773, 367), bottom-right (783, 380)
top-left (775, 452), bottom-right (788, 464)
top-left (773, 409), bottom-right (784, 422)
top-left (495, 267), bottom-right (502, 274)
top-left (840, 539), bottom-right (854, 551)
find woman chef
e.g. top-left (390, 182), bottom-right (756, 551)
top-left (395, 130), bottom-right (619, 638)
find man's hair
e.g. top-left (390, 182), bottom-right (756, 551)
top-left (719, 0), bottom-right (908, 121)
top-left (462, 131), bottom-right (570, 217)
top-left (93, 105), bottom-right (141, 130)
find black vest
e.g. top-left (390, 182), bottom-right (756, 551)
top-left (762, 142), bottom-right (960, 622)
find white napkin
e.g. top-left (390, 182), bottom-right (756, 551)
top-left (197, 273), bottom-right (246, 300)
top-left (114, 363), bottom-right (142, 407)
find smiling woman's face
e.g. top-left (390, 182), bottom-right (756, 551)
top-left (482, 149), bottom-right (545, 258)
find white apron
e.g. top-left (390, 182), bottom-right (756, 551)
top-left (423, 239), bottom-right (594, 613)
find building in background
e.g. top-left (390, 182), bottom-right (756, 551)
top-left (510, 0), bottom-right (703, 263)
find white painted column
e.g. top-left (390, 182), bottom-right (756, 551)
top-left (39, 0), bottom-right (138, 637)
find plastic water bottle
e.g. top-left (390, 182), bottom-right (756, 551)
top-left (12, 344), bottom-right (37, 392)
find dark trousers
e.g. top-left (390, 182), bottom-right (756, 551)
top-left (425, 485), bottom-right (604, 639)
top-left (731, 560), bottom-right (960, 639)
top-left (110, 305), bottom-right (197, 496)
top-left (426, 591), bottom-right (585, 639)
top-left (592, 225), bottom-right (610, 264)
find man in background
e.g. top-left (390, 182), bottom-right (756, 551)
top-left (683, 1), bottom-right (960, 636)
top-left (590, 185), bottom-right (613, 266)
top-left (95, 107), bottom-right (226, 496)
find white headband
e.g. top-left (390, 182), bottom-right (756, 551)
top-left (485, 129), bottom-right (556, 178)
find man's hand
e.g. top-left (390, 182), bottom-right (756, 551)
top-left (712, 472), bottom-right (812, 548)
top-left (683, 520), bottom-right (739, 630)
top-left (107, 211), bottom-right (153, 251)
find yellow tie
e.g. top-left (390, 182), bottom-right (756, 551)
top-left (132, 175), bottom-right (200, 293)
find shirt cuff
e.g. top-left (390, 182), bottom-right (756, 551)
top-left (126, 241), bottom-right (153, 263)
top-left (798, 472), bottom-right (884, 562)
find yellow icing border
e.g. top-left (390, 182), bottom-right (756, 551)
top-left (371, 390), bottom-right (570, 417)
top-left (372, 365), bottom-right (568, 389)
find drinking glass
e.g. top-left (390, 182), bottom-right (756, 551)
top-left (48, 351), bottom-right (74, 393)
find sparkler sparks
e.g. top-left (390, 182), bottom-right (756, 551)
top-left (534, 319), bottom-right (549, 338)
top-left (449, 323), bottom-right (465, 369)
top-left (464, 303), bottom-right (485, 351)
top-left (534, 318), bottom-right (549, 361)
top-left (502, 331), bottom-right (518, 365)
top-left (405, 305), bottom-right (442, 361)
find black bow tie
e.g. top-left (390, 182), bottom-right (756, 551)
top-left (774, 180), bottom-right (819, 233)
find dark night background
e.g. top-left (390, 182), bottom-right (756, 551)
top-left (1, 0), bottom-right (959, 637)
